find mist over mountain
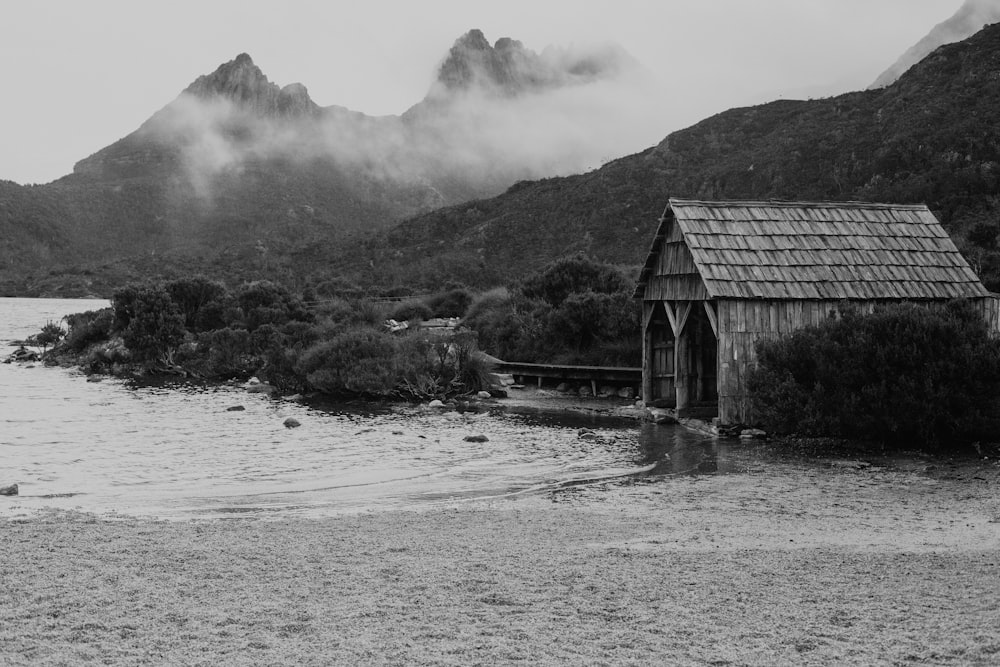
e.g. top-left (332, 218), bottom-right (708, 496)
top-left (870, 0), bottom-right (1000, 88)
top-left (9, 23), bottom-right (1000, 297)
top-left (330, 21), bottom-right (1000, 292)
top-left (0, 30), bottom-right (663, 295)
top-left (74, 31), bottom-right (654, 207)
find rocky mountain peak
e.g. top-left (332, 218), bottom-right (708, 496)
top-left (184, 53), bottom-right (318, 117)
top-left (428, 29), bottom-right (635, 100)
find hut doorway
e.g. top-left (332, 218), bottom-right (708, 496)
top-left (680, 302), bottom-right (718, 411)
top-left (649, 302), bottom-right (675, 405)
top-left (646, 300), bottom-right (719, 416)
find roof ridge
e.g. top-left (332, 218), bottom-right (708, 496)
top-left (668, 198), bottom-right (929, 211)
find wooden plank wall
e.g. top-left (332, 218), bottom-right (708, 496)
top-left (971, 296), bottom-right (1000, 336)
top-left (646, 224), bottom-right (709, 301)
top-left (717, 299), bottom-right (848, 425)
top-left (716, 296), bottom-right (1000, 424)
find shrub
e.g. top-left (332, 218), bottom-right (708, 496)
top-left (396, 329), bottom-right (493, 398)
top-left (113, 284), bottom-right (186, 363)
top-left (190, 327), bottom-right (256, 379)
top-left (61, 308), bottom-right (114, 352)
top-left (425, 288), bottom-right (474, 318)
top-left (747, 301), bottom-right (1000, 448)
top-left (389, 300), bottom-right (434, 323)
top-left (520, 255), bottom-right (632, 307)
top-left (165, 276), bottom-right (230, 332)
top-left (28, 321), bottom-right (66, 352)
top-left (237, 280), bottom-right (312, 331)
top-left (462, 288), bottom-right (515, 355)
top-left (297, 326), bottom-right (400, 396)
top-left (252, 322), bottom-right (319, 391)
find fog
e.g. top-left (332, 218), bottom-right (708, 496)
top-left (135, 34), bottom-right (671, 204)
top-left (870, 0), bottom-right (1000, 88)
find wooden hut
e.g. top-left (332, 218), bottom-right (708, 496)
top-left (634, 199), bottom-right (999, 425)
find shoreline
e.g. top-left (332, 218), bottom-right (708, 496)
top-left (4, 456), bottom-right (999, 665)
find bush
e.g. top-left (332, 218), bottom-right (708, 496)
top-left (165, 276), bottom-right (230, 332)
top-left (425, 288), bottom-right (474, 318)
top-left (61, 308), bottom-right (114, 352)
top-left (520, 255), bottom-right (632, 307)
top-left (237, 280), bottom-right (312, 331)
top-left (28, 321), bottom-right (66, 352)
top-left (389, 300), bottom-right (433, 323)
top-left (396, 329), bottom-right (493, 398)
top-left (462, 288), bottom-right (515, 355)
top-left (113, 284), bottom-right (186, 363)
top-left (190, 327), bottom-right (256, 379)
top-left (297, 327), bottom-right (400, 396)
top-left (747, 301), bottom-right (1000, 448)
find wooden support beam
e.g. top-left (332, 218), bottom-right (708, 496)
top-left (704, 301), bottom-right (719, 339)
top-left (663, 301), bottom-right (678, 336)
top-left (676, 301), bottom-right (692, 337)
top-left (642, 301), bottom-right (655, 332)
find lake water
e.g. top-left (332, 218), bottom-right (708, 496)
top-left (0, 297), bottom-right (728, 520)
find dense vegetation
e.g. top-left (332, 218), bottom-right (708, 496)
top-left (747, 301), bottom-right (1000, 449)
top-left (44, 256), bottom-right (639, 398)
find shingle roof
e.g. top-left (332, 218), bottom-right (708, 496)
top-left (635, 199), bottom-right (990, 300)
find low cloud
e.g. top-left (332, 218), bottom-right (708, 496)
top-left (137, 37), bottom-right (670, 208)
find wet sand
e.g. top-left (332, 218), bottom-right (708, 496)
top-left (3, 452), bottom-right (1000, 665)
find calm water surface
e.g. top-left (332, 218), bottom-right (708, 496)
top-left (1, 297), bottom-right (730, 519)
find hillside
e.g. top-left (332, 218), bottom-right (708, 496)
top-left (870, 0), bottom-right (1000, 88)
top-left (330, 21), bottom-right (1000, 292)
top-left (0, 31), bottom-right (644, 296)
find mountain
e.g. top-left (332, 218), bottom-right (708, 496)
top-left (0, 31), bottom-right (646, 296)
top-left (870, 0), bottom-right (1000, 88)
top-left (329, 21), bottom-right (1000, 292)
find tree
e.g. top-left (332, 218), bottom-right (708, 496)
top-left (114, 284), bottom-right (186, 363)
top-left (29, 321), bottom-right (66, 352)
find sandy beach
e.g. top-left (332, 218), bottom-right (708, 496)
top-left (3, 451), bottom-right (1000, 666)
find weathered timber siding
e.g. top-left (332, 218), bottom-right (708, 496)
top-left (645, 220), bottom-right (710, 301)
top-left (971, 295), bottom-right (1000, 336)
top-left (644, 275), bottom-right (709, 301)
top-left (716, 296), bottom-right (1000, 424)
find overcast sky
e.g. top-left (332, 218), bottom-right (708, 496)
top-left (0, 0), bottom-right (964, 185)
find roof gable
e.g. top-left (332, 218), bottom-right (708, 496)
top-left (636, 199), bottom-right (990, 300)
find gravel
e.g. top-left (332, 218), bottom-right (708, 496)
top-left (2, 455), bottom-right (1000, 665)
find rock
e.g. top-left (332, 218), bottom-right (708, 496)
top-left (0, 484), bottom-right (18, 496)
top-left (226, 405), bottom-right (246, 412)
top-left (739, 428), bottom-right (767, 440)
top-left (86, 376), bottom-right (103, 383)
top-left (464, 434), bottom-right (489, 442)
top-left (476, 391), bottom-right (492, 399)
top-left (613, 406), bottom-right (647, 419)
top-left (599, 385), bottom-right (616, 397)
top-left (246, 382), bottom-right (275, 394)
top-left (578, 385), bottom-right (593, 397)
top-left (831, 460), bottom-right (872, 470)
top-left (487, 372), bottom-right (516, 387)
top-left (578, 428), bottom-right (597, 440)
top-left (283, 417), bottom-right (301, 428)
top-left (646, 408), bottom-right (677, 424)
top-left (428, 399), bottom-right (445, 408)
top-left (617, 387), bottom-right (635, 399)
top-left (555, 382), bottom-right (571, 393)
